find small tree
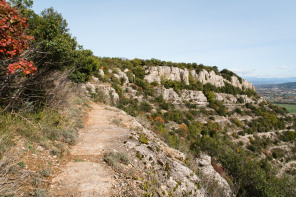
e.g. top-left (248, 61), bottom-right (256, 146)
top-left (0, 0), bottom-right (36, 75)
top-left (0, 0), bottom-right (36, 109)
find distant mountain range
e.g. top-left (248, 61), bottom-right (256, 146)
top-left (244, 77), bottom-right (296, 85)
top-left (255, 82), bottom-right (296, 89)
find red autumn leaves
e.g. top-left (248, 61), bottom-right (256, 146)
top-left (0, 0), bottom-right (36, 75)
top-left (7, 58), bottom-right (36, 74)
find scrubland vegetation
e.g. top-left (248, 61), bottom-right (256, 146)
top-left (1, 0), bottom-right (296, 196)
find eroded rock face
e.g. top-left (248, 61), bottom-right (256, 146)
top-left (196, 155), bottom-right (233, 197)
top-left (191, 70), bottom-right (225, 87)
top-left (127, 124), bottom-right (207, 196)
top-left (181, 90), bottom-right (208, 105)
top-left (215, 93), bottom-right (237, 104)
top-left (155, 87), bottom-right (182, 104)
top-left (155, 87), bottom-right (208, 105)
top-left (97, 85), bottom-right (119, 104)
top-left (231, 76), bottom-right (254, 90)
top-left (144, 66), bottom-right (255, 90)
top-left (113, 69), bottom-right (129, 85)
top-left (240, 95), bottom-right (256, 104)
top-left (81, 83), bottom-right (119, 104)
top-left (145, 66), bottom-right (190, 85)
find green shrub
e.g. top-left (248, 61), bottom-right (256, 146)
top-left (237, 97), bottom-right (244, 103)
top-left (138, 134), bottom-right (149, 144)
top-left (272, 148), bottom-right (285, 159)
top-left (70, 50), bottom-right (100, 83)
top-left (140, 102), bottom-right (152, 112)
top-left (235, 108), bottom-right (242, 114)
top-left (220, 69), bottom-right (243, 83)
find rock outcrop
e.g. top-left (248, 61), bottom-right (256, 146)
top-left (113, 69), bottom-right (129, 85)
top-left (144, 66), bottom-right (255, 90)
top-left (181, 90), bottom-right (208, 105)
top-left (81, 83), bottom-right (119, 104)
top-left (145, 66), bottom-right (190, 85)
top-left (155, 87), bottom-right (208, 105)
top-left (196, 155), bottom-right (233, 197)
top-left (191, 70), bottom-right (225, 87)
top-left (215, 93), bottom-right (237, 104)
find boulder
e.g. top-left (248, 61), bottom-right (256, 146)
top-left (84, 82), bottom-right (96, 93)
top-left (99, 69), bottom-right (104, 77)
top-left (196, 154), bottom-right (233, 197)
top-left (97, 85), bottom-right (119, 104)
top-left (91, 76), bottom-right (99, 82)
top-left (181, 90), bottom-right (208, 105)
top-left (215, 93), bottom-right (237, 104)
top-left (155, 87), bottom-right (182, 104)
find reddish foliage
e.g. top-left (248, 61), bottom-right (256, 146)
top-left (0, 0), bottom-right (36, 75)
top-left (155, 116), bottom-right (165, 123)
top-left (148, 115), bottom-right (154, 121)
top-left (263, 149), bottom-right (269, 156)
top-left (7, 58), bottom-right (36, 75)
top-left (179, 123), bottom-right (189, 132)
top-left (212, 162), bottom-right (225, 177)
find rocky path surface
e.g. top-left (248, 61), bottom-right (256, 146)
top-left (50, 103), bottom-right (131, 196)
top-left (49, 102), bottom-right (211, 197)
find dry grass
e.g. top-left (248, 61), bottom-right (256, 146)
top-left (0, 72), bottom-right (91, 195)
top-left (104, 151), bottom-right (130, 170)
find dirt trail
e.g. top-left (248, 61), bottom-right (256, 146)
top-left (50, 103), bottom-right (131, 196)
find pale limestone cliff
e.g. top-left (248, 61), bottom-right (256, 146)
top-left (155, 87), bottom-right (182, 104)
top-left (144, 66), bottom-right (255, 90)
top-left (145, 66), bottom-right (190, 85)
top-left (181, 90), bottom-right (208, 105)
top-left (231, 75), bottom-right (254, 90)
top-left (155, 87), bottom-right (208, 105)
top-left (215, 93), bottom-right (237, 104)
top-left (191, 70), bottom-right (225, 87)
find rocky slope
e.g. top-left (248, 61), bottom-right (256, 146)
top-left (1, 58), bottom-right (295, 197)
top-left (50, 103), bottom-right (212, 196)
top-left (81, 58), bottom-right (296, 196)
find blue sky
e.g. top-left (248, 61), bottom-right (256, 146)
top-left (32, 0), bottom-right (296, 78)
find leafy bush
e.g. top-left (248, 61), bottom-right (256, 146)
top-left (134, 78), bottom-right (153, 96)
top-left (190, 134), bottom-right (296, 197)
top-left (235, 108), bottom-right (243, 114)
top-left (220, 69), bottom-right (243, 83)
top-left (279, 130), bottom-right (296, 142)
top-left (117, 97), bottom-right (139, 117)
top-left (70, 50), bottom-right (100, 82)
top-left (271, 148), bottom-right (285, 159)
top-left (138, 134), bottom-right (149, 144)
top-left (140, 102), bottom-right (152, 112)
top-left (30, 7), bottom-right (78, 71)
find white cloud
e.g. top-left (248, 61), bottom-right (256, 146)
top-left (279, 66), bottom-right (288, 70)
top-left (231, 68), bottom-right (255, 75)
